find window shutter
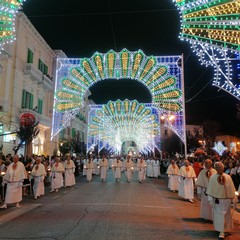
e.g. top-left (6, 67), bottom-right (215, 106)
top-left (22, 90), bottom-right (26, 108)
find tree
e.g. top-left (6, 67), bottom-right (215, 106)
top-left (13, 121), bottom-right (40, 156)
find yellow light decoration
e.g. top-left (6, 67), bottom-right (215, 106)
top-left (146, 67), bottom-right (167, 86)
top-left (139, 58), bottom-right (155, 80)
top-left (152, 77), bottom-right (176, 92)
top-left (132, 53), bottom-right (143, 78)
top-left (57, 91), bottom-right (79, 99)
top-left (121, 51), bottom-right (129, 77)
top-left (157, 102), bottom-right (181, 112)
top-left (154, 89), bottom-right (181, 100)
top-left (82, 60), bottom-right (96, 81)
top-left (94, 55), bottom-right (104, 79)
top-left (107, 52), bottom-right (115, 78)
top-left (62, 79), bottom-right (83, 92)
top-left (71, 68), bottom-right (90, 87)
top-left (56, 102), bottom-right (81, 111)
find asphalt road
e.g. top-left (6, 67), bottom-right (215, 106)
top-left (0, 171), bottom-right (239, 240)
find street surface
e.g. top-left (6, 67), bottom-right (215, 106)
top-left (0, 170), bottom-right (239, 240)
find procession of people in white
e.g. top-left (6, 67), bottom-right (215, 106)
top-left (0, 153), bottom-right (239, 239)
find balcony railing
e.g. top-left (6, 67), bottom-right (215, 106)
top-left (24, 64), bottom-right (53, 90)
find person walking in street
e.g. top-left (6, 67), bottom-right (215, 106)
top-left (153, 158), bottom-right (160, 178)
top-left (113, 157), bottom-right (122, 182)
top-left (137, 157), bottom-right (146, 183)
top-left (1, 155), bottom-right (26, 209)
top-left (166, 159), bottom-right (180, 192)
top-left (206, 161), bottom-right (237, 239)
top-left (196, 159), bottom-right (217, 221)
top-left (124, 155), bottom-right (134, 183)
top-left (63, 155), bottom-right (76, 187)
top-left (31, 156), bottom-right (46, 199)
top-left (99, 155), bottom-right (109, 182)
top-left (178, 159), bottom-right (196, 203)
top-left (86, 157), bottom-right (94, 182)
top-left (50, 157), bottom-right (64, 192)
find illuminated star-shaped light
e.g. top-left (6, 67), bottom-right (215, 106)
top-left (213, 141), bottom-right (228, 156)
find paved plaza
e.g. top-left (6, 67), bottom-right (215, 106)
top-left (0, 171), bottom-right (239, 240)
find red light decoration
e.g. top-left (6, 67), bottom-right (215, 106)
top-left (19, 112), bottom-right (36, 127)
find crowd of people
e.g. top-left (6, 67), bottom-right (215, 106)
top-left (0, 152), bottom-right (240, 239)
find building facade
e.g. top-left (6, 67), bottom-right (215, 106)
top-left (0, 12), bottom-right (88, 157)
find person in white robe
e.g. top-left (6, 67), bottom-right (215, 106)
top-left (196, 159), bottom-right (217, 221)
top-left (63, 156), bottom-right (76, 187)
top-left (82, 158), bottom-right (87, 176)
top-left (93, 158), bottom-right (100, 175)
top-left (31, 156), bottom-right (46, 199)
top-left (50, 157), bottom-right (64, 192)
top-left (1, 155), bottom-right (26, 209)
top-left (166, 159), bottom-right (180, 192)
top-left (137, 157), bottom-right (146, 183)
top-left (112, 157), bottom-right (123, 182)
top-left (124, 156), bottom-right (134, 182)
top-left (206, 161), bottom-right (237, 239)
top-left (146, 158), bottom-right (153, 177)
top-left (153, 159), bottom-right (160, 178)
top-left (99, 155), bottom-right (109, 182)
top-left (85, 157), bottom-right (94, 182)
top-left (178, 160), bottom-right (196, 203)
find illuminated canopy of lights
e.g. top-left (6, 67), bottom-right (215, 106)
top-left (87, 99), bottom-right (161, 155)
top-left (213, 141), bottom-right (228, 156)
top-left (0, 0), bottom-right (25, 50)
top-left (51, 50), bottom-right (184, 141)
top-left (173, 0), bottom-right (240, 99)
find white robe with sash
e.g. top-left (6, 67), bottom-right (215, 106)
top-left (3, 161), bottom-right (26, 204)
top-left (178, 165), bottom-right (196, 200)
top-left (206, 173), bottom-right (236, 232)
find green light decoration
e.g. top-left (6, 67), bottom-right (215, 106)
top-left (0, 0), bottom-right (25, 49)
top-left (87, 99), bottom-right (161, 155)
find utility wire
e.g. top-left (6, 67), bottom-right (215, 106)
top-left (188, 94), bottom-right (228, 103)
top-left (185, 78), bottom-right (213, 103)
top-left (107, 1), bottom-right (118, 52)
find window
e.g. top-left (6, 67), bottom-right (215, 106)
top-left (22, 90), bottom-right (33, 109)
top-left (72, 128), bottom-right (76, 138)
top-left (38, 59), bottom-right (48, 74)
top-left (164, 129), bottom-right (168, 136)
top-left (38, 99), bottom-right (43, 114)
top-left (59, 129), bottom-right (65, 140)
top-left (27, 49), bottom-right (34, 63)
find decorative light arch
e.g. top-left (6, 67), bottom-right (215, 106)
top-left (87, 99), bottom-right (161, 155)
top-left (52, 49), bottom-right (184, 143)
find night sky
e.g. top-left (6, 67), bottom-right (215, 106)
top-left (22, 0), bottom-right (240, 135)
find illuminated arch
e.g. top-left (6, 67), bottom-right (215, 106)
top-left (52, 49), bottom-right (184, 141)
top-left (87, 99), bottom-right (161, 155)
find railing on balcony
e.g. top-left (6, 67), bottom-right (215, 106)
top-left (24, 63), bottom-right (43, 83)
top-left (24, 63), bottom-right (53, 90)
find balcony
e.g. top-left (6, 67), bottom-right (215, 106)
top-left (24, 63), bottom-right (53, 90)
top-left (42, 74), bottom-right (53, 91)
top-left (24, 63), bottom-right (43, 83)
